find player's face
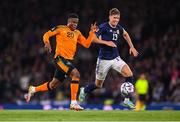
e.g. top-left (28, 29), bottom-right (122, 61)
top-left (109, 14), bottom-right (120, 27)
top-left (68, 18), bottom-right (79, 30)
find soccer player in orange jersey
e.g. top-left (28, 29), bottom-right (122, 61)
top-left (24, 13), bottom-right (116, 110)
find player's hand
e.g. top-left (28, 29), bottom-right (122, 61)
top-left (44, 43), bottom-right (52, 53)
top-left (105, 41), bottom-right (117, 47)
top-left (129, 47), bottom-right (138, 57)
top-left (90, 22), bottom-right (99, 32)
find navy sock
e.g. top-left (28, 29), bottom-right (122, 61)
top-left (122, 76), bottom-right (134, 98)
top-left (125, 76), bottom-right (134, 84)
top-left (84, 83), bottom-right (97, 94)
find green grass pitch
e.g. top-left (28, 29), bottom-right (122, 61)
top-left (0, 110), bottom-right (179, 121)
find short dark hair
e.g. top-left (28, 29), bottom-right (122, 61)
top-left (67, 13), bottom-right (79, 19)
top-left (109, 8), bottom-right (120, 16)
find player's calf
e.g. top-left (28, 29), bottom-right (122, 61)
top-left (24, 78), bottom-right (61, 102)
top-left (69, 68), bottom-right (81, 105)
top-left (84, 79), bottom-right (103, 94)
top-left (79, 80), bottom-right (103, 102)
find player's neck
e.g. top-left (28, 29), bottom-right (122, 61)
top-left (108, 22), bottom-right (116, 28)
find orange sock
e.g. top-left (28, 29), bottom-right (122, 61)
top-left (70, 82), bottom-right (79, 101)
top-left (139, 101), bottom-right (145, 110)
top-left (135, 100), bottom-right (141, 111)
top-left (35, 82), bottom-right (49, 92)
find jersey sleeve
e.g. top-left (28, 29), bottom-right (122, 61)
top-left (77, 31), bottom-right (95, 48)
top-left (43, 26), bottom-right (60, 44)
top-left (118, 25), bottom-right (124, 35)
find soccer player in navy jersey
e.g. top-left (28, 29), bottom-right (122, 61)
top-left (79, 8), bottom-right (139, 108)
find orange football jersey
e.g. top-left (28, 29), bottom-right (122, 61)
top-left (43, 25), bottom-right (95, 60)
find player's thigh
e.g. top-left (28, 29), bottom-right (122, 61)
top-left (95, 58), bottom-right (112, 81)
top-left (112, 57), bottom-right (132, 77)
top-left (53, 69), bottom-right (66, 82)
top-left (121, 64), bottom-right (133, 77)
top-left (50, 56), bottom-right (75, 89)
top-left (54, 56), bottom-right (75, 77)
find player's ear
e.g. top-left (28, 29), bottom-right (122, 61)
top-left (109, 15), bottom-right (112, 20)
top-left (67, 18), bottom-right (71, 24)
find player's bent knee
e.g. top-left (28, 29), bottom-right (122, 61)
top-left (123, 73), bottom-right (133, 77)
top-left (95, 80), bottom-right (104, 88)
top-left (71, 73), bottom-right (80, 81)
top-left (70, 68), bottom-right (80, 80)
top-left (121, 65), bottom-right (133, 77)
top-left (74, 71), bottom-right (80, 79)
top-left (49, 79), bottom-right (60, 89)
top-left (126, 71), bottom-right (133, 77)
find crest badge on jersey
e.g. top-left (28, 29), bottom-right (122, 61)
top-left (117, 30), bottom-right (119, 34)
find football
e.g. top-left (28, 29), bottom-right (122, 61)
top-left (120, 82), bottom-right (134, 95)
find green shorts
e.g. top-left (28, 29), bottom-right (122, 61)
top-left (53, 56), bottom-right (75, 81)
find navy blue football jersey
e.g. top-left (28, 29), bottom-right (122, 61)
top-left (96, 22), bottom-right (124, 60)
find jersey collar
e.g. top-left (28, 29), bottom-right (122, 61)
top-left (108, 22), bottom-right (117, 28)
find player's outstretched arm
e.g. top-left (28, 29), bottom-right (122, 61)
top-left (123, 29), bottom-right (139, 57)
top-left (77, 31), bottom-right (95, 48)
top-left (78, 22), bottom-right (116, 48)
top-left (93, 36), bottom-right (116, 47)
top-left (77, 22), bottom-right (99, 48)
top-left (43, 29), bottom-right (59, 53)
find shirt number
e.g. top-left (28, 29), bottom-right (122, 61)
top-left (112, 34), bottom-right (118, 41)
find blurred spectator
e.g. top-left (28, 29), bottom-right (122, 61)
top-left (135, 73), bottom-right (149, 111)
top-left (170, 79), bottom-right (180, 102)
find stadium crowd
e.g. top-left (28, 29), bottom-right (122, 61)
top-left (0, 0), bottom-right (179, 104)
